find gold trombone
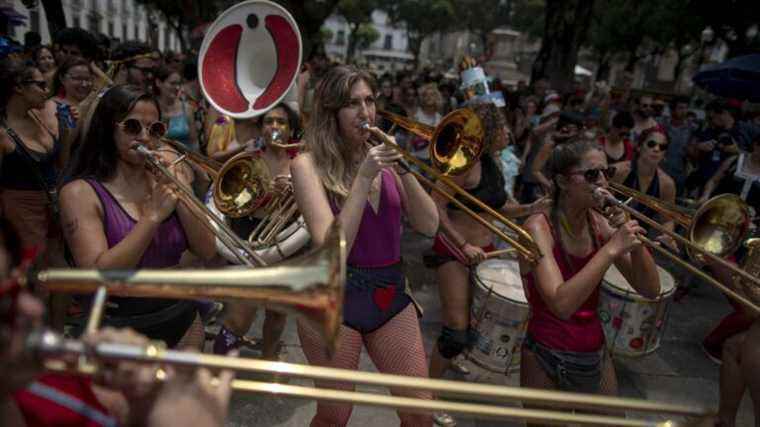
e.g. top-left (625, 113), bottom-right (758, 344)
top-left (596, 184), bottom-right (760, 315)
top-left (34, 220), bottom-right (346, 353)
top-left (367, 109), bottom-right (542, 263)
top-left (29, 328), bottom-right (711, 427)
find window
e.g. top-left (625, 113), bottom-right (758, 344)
top-left (30, 9), bottom-right (39, 33)
top-left (107, 20), bottom-right (114, 36)
top-left (134, 23), bottom-right (139, 40)
top-left (122, 22), bottom-right (128, 39)
top-left (88, 12), bottom-right (101, 33)
top-left (384, 34), bottom-right (392, 50)
top-left (336, 30), bottom-right (345, 46)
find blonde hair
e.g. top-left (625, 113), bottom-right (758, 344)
top-left (419, 83), bottom-right (443, 111)
top-left (304, 65), bottom-right (376, 203)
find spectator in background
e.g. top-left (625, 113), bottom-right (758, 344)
top-left (408, 83), bottom-right (443, 167)
top-left (659, 96), bottom-right (695, 196)
top-left (110, 41), bottom-right (156, 93)
top-left (154, 65), bottom-right (198, 153)
top-left (686, 100), bottom-right (740, 198)
top-left (531, 77), bottom-right (549, 107)
top-left (32, 45), bottom-right (56, 88)
top-left (523, 96), bottom-right (541, 128)
top-left (400, 82), bottom-right (419, 117)
top-left (599, 111), bottom-right (635, 164)
top-left (51, 57), bottom-right (93, 108)
top-left (52, 28), bottom-right (98, 63)
top-left (631, 94), bottom-right (659, 142)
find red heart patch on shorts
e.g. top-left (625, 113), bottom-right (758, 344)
top-left (373, 286), bottom-right (396, 311)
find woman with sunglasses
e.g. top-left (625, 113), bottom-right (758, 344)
top-left (58, 84), bottom-right (217, 349)
top-left (425, 102), bottom-right (550, 426)
top-left (0, 58), bottom-right (70, 249)
top-left (291, 65), bottom-right (438, 427)
top-left (609, 127), bottom-right (677, 249)
top-left (519, 138), bottom-right (660, 407)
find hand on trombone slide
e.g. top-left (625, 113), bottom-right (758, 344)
top-left (593, 187), bottom-right (645, 257)
top-left (359, 125), bottom-right (404, 179)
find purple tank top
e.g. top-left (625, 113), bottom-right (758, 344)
top-left (331, 169), bottom-right (402, 267)
top-left (85, 179), bottom-right (188, 268)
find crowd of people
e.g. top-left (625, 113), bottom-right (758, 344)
top-left (1, 21), bottom-right (759, 427)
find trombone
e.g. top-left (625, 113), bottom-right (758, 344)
top-left (29, 327), bottom-right (711, 427)
top-left (34, 220), bottom-right (346, 354)
top-left (596, 184), bottom-right (760, 315)
top-left (134, 144), bottom-right (267, 267)
top-left (366, 109), bottom-right (542, 263)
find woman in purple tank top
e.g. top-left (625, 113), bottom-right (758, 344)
top-left (58, 85), bottom-right (217, 349)
top-left (292, 66), bottom-right (439, 427)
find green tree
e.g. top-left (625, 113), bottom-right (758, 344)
top-left (530, 0), bottom-right (595, 92)
top-left (273, 0), bottom-right (342, 58)
top-left (453, 0), bottom-right (512, 62)
top-left (383, 0), bottom-right (456, 68)
top-left (336, 0), bottom-right (379, 62)
top-left (134, 0), bottom-right (221, 51)
top-left (510, 0), bottom-right (545, 40)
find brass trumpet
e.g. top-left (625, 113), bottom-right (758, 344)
top-left (365, 109), bottom-right (542, 263)
top-left (595, 186), bottom-right (760, 315)
top-left (29, 328), bottom-right (710, 427)
top-left (35, 220), bottom-right (346, 353)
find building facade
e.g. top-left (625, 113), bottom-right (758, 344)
top-left (6, 0), bottom-right (181, 52)
top-left (323, 9), bottom-right (413, 74)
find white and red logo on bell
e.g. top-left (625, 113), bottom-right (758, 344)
top-left (199, 0), bottom-right (302, 119)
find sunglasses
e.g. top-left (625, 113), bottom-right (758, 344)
top-left (644, 139), bottom-right (669, 151)
top-left (117, 119), bottom-right (167, 139)
top-left (568, 166), bottom-right (616, 183)
top-left (23, 80), bottom-right (48, 91)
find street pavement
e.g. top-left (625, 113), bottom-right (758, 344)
top-left (218, 230), bottom-right (754, 426)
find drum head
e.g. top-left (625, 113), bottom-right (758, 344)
top-left (474, 259), bottom-right (525, 304)
top-left (603, 265), bottom-right (675, 298)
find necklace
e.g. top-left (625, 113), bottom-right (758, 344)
top-left (559, 211), bottom-right (585, 239)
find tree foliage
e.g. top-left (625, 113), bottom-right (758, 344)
top-left (693, 0), bottom-right (760, 58)
top-left (272, 0), bottom-right (341, 58)
top-left (510, 0), bottom-right (545, 41)
top-left (335, 0), bottom-right (380, 62)
top-left (452, 0), bottom-right (512, 62)
top-left (382, 0), bottom-right (456, 67)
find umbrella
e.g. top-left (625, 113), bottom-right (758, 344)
top-left (692, 54), bottom-right (760, 102)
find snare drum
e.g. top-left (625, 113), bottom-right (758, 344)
top-left (598, 265), bottom-right (676, 357)
top-left (468, 258), bottom-right (529, 373)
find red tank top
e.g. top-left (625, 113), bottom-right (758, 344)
top-left (13, 374), bottom-right (117, 427)
top-left (523, 212), bottom-right (606, 352)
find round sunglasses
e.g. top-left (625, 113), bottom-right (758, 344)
top-left (567, 166), bottom-right (617, 183)
top-left (117, 119), bottom-right (166, 139)
top-left (644, 139), bottom-right (669, 151)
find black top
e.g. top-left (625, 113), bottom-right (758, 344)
top-left (447, 154), bottom-right (508, 213)
top-left (621, 160), bottom-right (661, 221)
top-left (0, 126), bottom-right (61, 190)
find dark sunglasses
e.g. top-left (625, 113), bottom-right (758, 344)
top-left (117, 119), bottom-right (166, 139)
top-left (568, 166), bottom-right (616, 183)
top-left (645, 139), bottom-right (669, 151)
top-left (23, 80), bottom-right (49, 91)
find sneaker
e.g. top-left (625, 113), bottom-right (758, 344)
top-left (433, 412), bottom-right (456, 427)
top-left (702, 342), bottom-right (723, 365)
top-left (449, 355), bottom-right (470, 375)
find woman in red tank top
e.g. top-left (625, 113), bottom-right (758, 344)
top-left (518, 139), bottom-right (660, 403)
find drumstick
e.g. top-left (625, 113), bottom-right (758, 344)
top-left (485, 248), bottom-right (517, 259)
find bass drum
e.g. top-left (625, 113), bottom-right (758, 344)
top-left (205, 187), bottom-right (310, 265)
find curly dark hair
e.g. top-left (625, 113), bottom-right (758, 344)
top-left (470, 102), bottom-right (507, 155)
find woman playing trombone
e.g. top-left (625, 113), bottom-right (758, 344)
top-left (292, 65), bottom-right (439, 427)
top-left (518, 138), bottom-right (660, 416)
top-left (59, 84), bottom-right (216, 349)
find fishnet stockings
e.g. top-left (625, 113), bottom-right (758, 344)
top-left (520, 347), bottom-right (619, 427)
top-left (298, 304), bottom-right (432, 427)
top-left (176, 313), bottom-right (205, 351)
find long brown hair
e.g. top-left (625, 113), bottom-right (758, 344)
top-left (304, 65), bottom-right (376, 203)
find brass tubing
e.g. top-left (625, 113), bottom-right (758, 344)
top-left (136, 145), bottom-right (266, 267)
top-left (84, 286), bottom-right (107, 335)
top-left (600, 191), bottom-right (760, 315)
top-left (608, 183), bottom-right (760, 290)
top-left (368, 115), bottom-right (541, 263)
top-left (31, 330), bottom-right (707, 425)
